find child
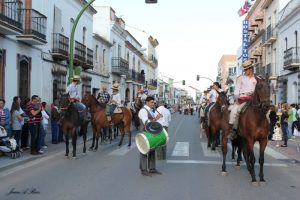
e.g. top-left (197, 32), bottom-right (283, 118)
top-left (272, 123), bottom-right (282, 147)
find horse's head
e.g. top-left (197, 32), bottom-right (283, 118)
top-left (82, 94), bottom-right (91, 107)
top-left (59, 93), bottom-right (71, 116)
top-left (254, 76), bottom-right (270, 112)
top-left (216, 91), bottom-right (228, 112)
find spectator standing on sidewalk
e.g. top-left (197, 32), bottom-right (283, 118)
top-left (272, 123), bottom-right (282, 147)
top-left (51, 99), bottom-right (60, 144)
top-left (10, 98), bottom-right (24, 148)
top-left (40, 102), bottom-right (49, 149)
top-left (20, 97), bottom-right (30, 150)
top-left (27, 95), bottom-right (43, 155)
top-left (268, 105), bottom-right (277, 140)
top-left (0, 98), bottom-right (11, 136)
top-left (280, 103), bottom-right (289, 147)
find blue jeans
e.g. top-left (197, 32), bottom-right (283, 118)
top-left (40, 123), bottom-right (47, 147)
top-left (281, 123), bottom-right (288, 146)
top-left (109, 104), bottom-right (117, 116)
top-left (51, 121), bottom-right (59, 144)
top-left (205, 102), bottom-right (214, 113)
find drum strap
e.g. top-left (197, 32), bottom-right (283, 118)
top-left (142, 107), bottom-right (154, 129)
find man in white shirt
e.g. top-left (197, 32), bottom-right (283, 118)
top-left (138, 96), bottom-right (162, 176)
top-left (108, 83), bottom-right (121, 122)
top-left (229, 60), bottom-right (257, 139)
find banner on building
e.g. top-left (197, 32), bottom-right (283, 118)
top-left (242, 20), bottom-right (249, 63)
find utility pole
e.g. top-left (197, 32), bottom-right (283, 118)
top-left (68, 0), bottom-right (95, 84)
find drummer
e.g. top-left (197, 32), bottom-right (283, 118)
top-left (138, 96), bottom-right (162, 176)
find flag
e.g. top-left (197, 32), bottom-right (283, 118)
top-left (237, 0), bottom-right (253, 17)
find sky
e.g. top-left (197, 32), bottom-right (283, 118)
top-left (94, 0), bottom-right (246, 91)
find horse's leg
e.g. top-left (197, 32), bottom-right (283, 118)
top-left (221, 131), bottom-right (228, 176)
top-left (65, 133), bottom-right (69, 157)
top-left (236, 137), bottom-right (243, 168)
top-left (246, 141), bottom-right (257, 184)
top-left (259, 138), bottom-right (267, 184)
top-left (72, 130), bottom-right (77, 158)
top-left (89, 124), bottom-right (96, 150)
top-left (118, 127), bottom-right (125, 146)
top-left (231, 140), bottom-right (235, 160)
top-left (94, 128), bottom-right (100, 151)
top-left (83, 126), bottom-right (87, 153)
top-left (125, 125), bottom-right (132, 147)
top-left (210, 127), bottom-right (216, 151)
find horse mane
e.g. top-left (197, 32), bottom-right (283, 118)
top-left (87, 94), bottom-right (106, 109)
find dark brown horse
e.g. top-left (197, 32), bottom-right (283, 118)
top-left (59, 94), bottom-right (89, 158)
top-left (128, 96), bottom-right (143, 131)
top-left (205, 91), bottom-right (231, 175)
top-left (82, 94), bottom-right (108, 151)
top-left (236, 76), bottom-right (270, 185)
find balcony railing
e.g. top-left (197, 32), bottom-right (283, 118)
top-left (111, 57), bottom-right (129, 75)
top-left (283, 47), bottom-right (300, 70)
top-left (84, 48), bottom-right (93, 69)
top-left (74, 41), bottom-right (86, 65)
top-left (0, 0), bottom-right (23, 34)
top-left (148, 79), bottom-right (158, 88)
top-left (52, 33), bottom-right (69, 60)
top-left (136, 73), bottom-right (145, 84)
top-left (23, 8), bottom-right (46, 40)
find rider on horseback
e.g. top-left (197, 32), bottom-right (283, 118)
top-left (137, 88), bottom-right (147, 104)
top-left (228, 60), bottom-right (257, 139)
top-left (204, 82), bottom-right (222, 118)
top-left (66, 75), bottom-right (87, 120)
top-left (107, 83), bottom-right (121, 123)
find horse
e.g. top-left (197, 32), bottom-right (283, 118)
top-left (112, 106), bottom-right (133, 146)
top-left (204, 91), bottom-right (233, 175)
top-left (59, 94), bottom-right (89, 158)
top-left (236, 76), bottom-right (270, 185)
top-left (82, 94), bottom-right (108, 151)
top-left (128, 96), bottom-right (143, 131)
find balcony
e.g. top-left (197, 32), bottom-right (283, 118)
top-left (148, 79), bottom-right (158, 89)
top-left (111, 57), bottom-right (129, 75)
top-left (254, 63), bottom-right (266, 76)
top-left (283, 47), bottom-right (300, 71)
top-left (125, 69), bottom-right (136, 82)
top-left (16, 9), bottom-right (47, 45)
top-left (266, 63), bottom-right (277, 80)
top-left (262, 24), bottom-right (276, 46)
top-left (74, 41), bottom-right (86, 66)
top-left (83, 48), bottom-right (93, 70)
top-left (52, 33), bottom-right (69, 60)
top-left (253, 47), bottom-right (262, 57)
top-left (0, 0), bottom-right (23, 35)
top-left (136, 72), bottom-right (145, 84)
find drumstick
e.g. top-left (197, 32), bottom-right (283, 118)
top-left (154, 109), bottom-right (163, 117)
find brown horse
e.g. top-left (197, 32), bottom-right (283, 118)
top-left (205, 91), bottom-right (231, 175)
top-left (112, 106), bottom-right (133, 146)
top-left (82, 94), bottom-right (108, 151)
top-left (59, 94), bottom-right (89, 158)
top-left (236, 76), bottom-right (270, 185)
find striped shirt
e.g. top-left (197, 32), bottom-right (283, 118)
top-left (27, 102), bottom-right (42, 124)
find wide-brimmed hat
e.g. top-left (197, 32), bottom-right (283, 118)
top-left (145, 121), bottom-right (163, 134)
top-left (241, 60), bottom-right (253, 70)
top-left (72, 75), bottom-right (81, 81)
top-left (111, 83), bottom-right (119, 90)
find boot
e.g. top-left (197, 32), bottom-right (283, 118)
top-left (228, 124), bottom-right (237, 140)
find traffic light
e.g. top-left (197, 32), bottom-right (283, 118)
top-left (182, 80), bottom-right (185, 85)
top-left (197, 75), bottom-right (200, 81)
top-left (145, 0), bottom-right (157, 3)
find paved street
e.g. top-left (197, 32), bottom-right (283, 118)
top-left (0, 113), bottom-right (300, 200)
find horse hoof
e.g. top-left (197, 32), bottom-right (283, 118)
top-left (221, 171), bottom-right (227, 176)
top-left (251, 181), bottom-right (259, 187)
top-left (259, 181), bottom-right (266, 187)
top-left (236, 165), bottom-right (241, 170)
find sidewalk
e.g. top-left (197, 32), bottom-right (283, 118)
top-left (267, 137), bottom-right (300, 163)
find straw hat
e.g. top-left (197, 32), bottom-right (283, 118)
top-left (111, 83), bottom-right (119, 90)
top-left (72, 75), bottom-right (81, 81)
top-left (241, 60), bottom-right (253, 70)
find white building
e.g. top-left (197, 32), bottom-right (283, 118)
top-left (277, 0), bottom-right (300, 103)
top-left (0, 0), bottom-right (97, 106)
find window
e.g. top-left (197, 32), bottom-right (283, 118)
top-left (95, 45), bottom-right (98, 62)
top-left (295, 31), bottom-right (298, 55)
top-left (83, 26), bottom-right (86, 44)
top-left (0, 49), bottom-right (5, 98)
top-left (292, 81), bottom-right (297, 103)
top-left (103, 49), bottom-right (106, 64)
top-left (285, 37), bottom-right (288, 52)
top-left (18, 55), bottom-right (31, 100)
top-left (118, 44), bottom-right (121, 57)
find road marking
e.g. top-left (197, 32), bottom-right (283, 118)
top-left (108, 143), bottom-right (136, 156)
top-left (173, 117), bottom-right (184, 138)
top-left (201, 142), bottom-right (221, 157)
top-left (166, 160), bottom-right (288, 167)
top-left (171, 142), bottom-right (189, 156)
